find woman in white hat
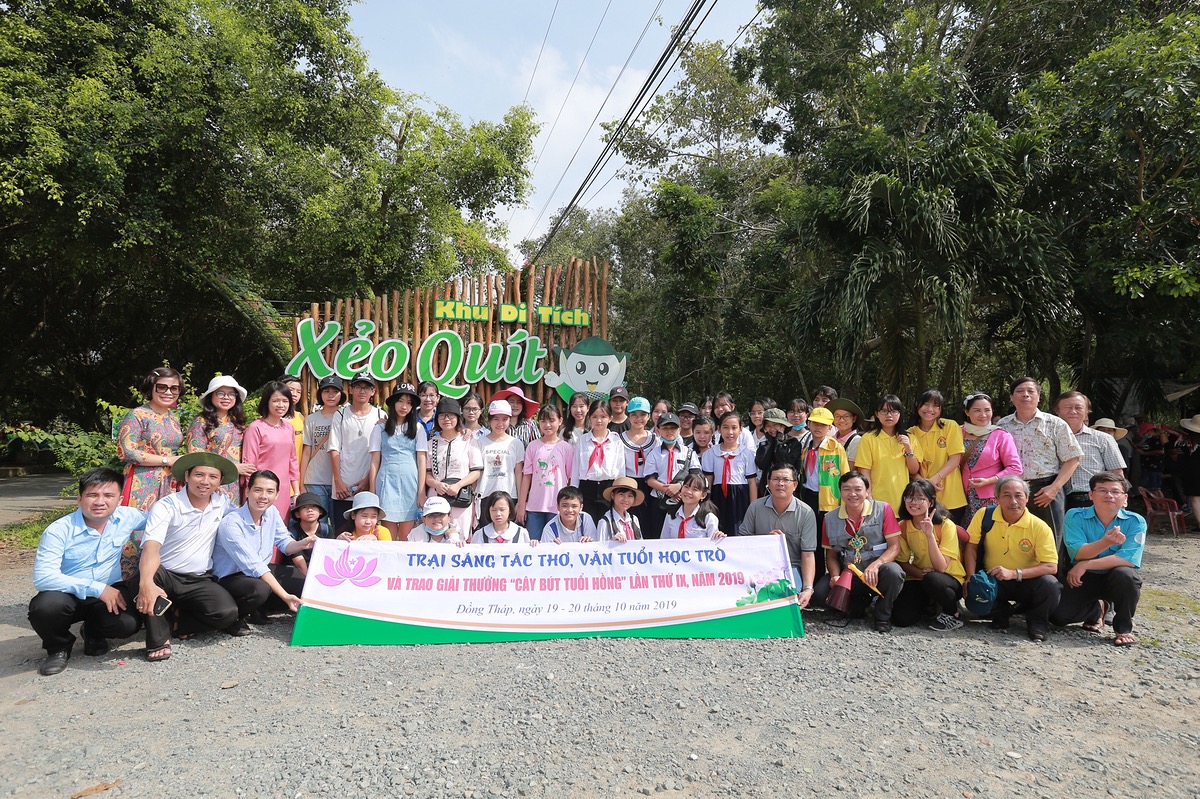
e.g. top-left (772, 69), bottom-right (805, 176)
top-left (187, 375), bottom-right (256, 503)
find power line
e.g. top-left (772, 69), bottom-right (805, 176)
top-left (527, 0), bottom-right (717, 262)
top-left (519, 0), bottom-right (667, 241)
top-left (523, 0), bottom-right (560, 104)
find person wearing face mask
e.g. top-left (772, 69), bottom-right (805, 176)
top-left (408, 496), bottom-right (465, 544)
top-left (645, 412), bottom-right (701, 537)
top-left (1052, 391), bottom-right (1126, 511)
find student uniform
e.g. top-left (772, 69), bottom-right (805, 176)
top-left (539, 513), bottom-right (599, 543)
top-left (661, 506), bottom-right (720, 539)
top-left (701, 445), bottom-right (757, 535)
top-left (619, 430), bottom-right (658, 537)
top-left (645, 440), bottom-right (701, 540)
top-left (571, 431), bottom-right (623, 523)
top-left (595, 509), bottom-right (642, 542)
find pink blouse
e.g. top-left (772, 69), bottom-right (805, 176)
top-left (960, 429), bottom-right (1023, 501)
top-left (242, 418), bottom-right (300, 520)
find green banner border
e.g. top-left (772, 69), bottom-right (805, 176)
top-left (290, 602), bottom-right (805, 646)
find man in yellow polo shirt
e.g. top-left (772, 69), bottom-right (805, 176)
top-left (963, 476), bottom-right (1061, 641)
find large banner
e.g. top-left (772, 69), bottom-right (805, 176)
top-left (291, 537), bottom-right (804, 646)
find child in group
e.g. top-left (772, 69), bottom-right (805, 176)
top-left (906, 389), bottom-right (967, 522)
top-left (702, 411), bottom-right (758, 534)
top-left (712, 391), bottom-right (758, 452)
top-left (785, 398), bottom-right (811, 443)
top-left (691, 415), bottom-right (716, 460)
top-left (698, 396), bottom-right (714, 418)
top-left (754, 407), bottom-right (802, 486)
top-left (286, 491), bottom-right (335, 575)
top-left (491, 386), bottom-right (540, 445)
top-left (300, 376), bottom-right (345, 519)
top-left (607, 386), bottom-right (631, 434)
top-left (408, 496), bottom-right (465, 544)
top-left (662, 474), bottom-right (726, 540)
top-left (748, 398), bottom-right (774, 450)
top-left (459, 391), bottom-right (486, 439)
top-left (471, 491), bottom-right (533, 544)
top-left (797, 406), bottom-right (849, 584)
top-left (369, 382), bottom-right (427, 541)
top-left (651, 399), bottom-right (673, 427)
top-left (519, 405), bottom-right (574, 541)
top-left (596, 477), bottom-right (644, 541)
top-left (893, 478), bottom-right (965, 631)
top-left (855, 394), bottom-right (922, 512)
top-left (475, 399), bottom-right (526, 527)
top-left (646, 412), bottom-right (702, 538)
top-left (620, 396), bottom-right (658, 536)
top-left (571, 400), bottom-right (623, 522)
top-left (563, 392), bottom-right (590, 443)
top-left (541, 486), bottom-right (598, 543)
top-left (677, 402), bottom-right (699, 444)
top-left (424, 397), bottom-right (483, 533)
top-left (337, 491), bottom-right (393, 541)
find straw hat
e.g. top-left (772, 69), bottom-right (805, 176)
top-left (602, 476), bottom-right (645, 506)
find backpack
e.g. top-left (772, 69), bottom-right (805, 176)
top-left (964, 506), bottom-right (999, 616)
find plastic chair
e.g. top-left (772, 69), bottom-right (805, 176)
top-left (1139, 488), bottom-right (1186, 538)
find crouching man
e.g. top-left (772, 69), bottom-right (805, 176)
top-left (136, 452), bottom-right (240, 662)
top-left (1051, 471), bottom-right (1145, 646)
top-left (29, 468), bottom-right (145, 675)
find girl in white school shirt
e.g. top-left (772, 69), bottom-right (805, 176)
top-left (470, 491), bottom-right (533, 544)
top-left (571, 400), bottom-right (623, 523)
top-left (595, 477), bottom-right (644, 542)
top-left (619, 397), bottom-right (658, 536)
top-left (662, 474), bottom-right (726, 540)
top-left (701, 411), bottom-right (758, 536)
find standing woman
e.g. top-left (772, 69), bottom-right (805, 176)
top-left (459, 391), bottom-right (486, 439)
top-left (826, 398), bottom-right (865, 470)
top-left (423, 398), bottom-right (483, 533)
top-left (415, 381), bottom-right (440, 439)
top-left (960, 392), bottom-right (1023, 521)
top-left (563, 392), bottom-right (590, 443)
top-left (241, 381), bottom-right (300, 522)
top-left (279, 375), bottom-right (305, 469)
top-left (117, 367), bottom-right (185, 510)
top-left (907, 389), bottom-right (967, 521)
top-left (491, 386), bottom-right (540, 446)
top-left (854, 395), bottom-right (921, 512)
top-left (369, 382), bottom-right (427, 541)
top-left (571, 400), bottom-right (623, 522)
top-left (187, 376), bottom-right (256, 504)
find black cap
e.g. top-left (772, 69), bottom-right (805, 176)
top-left (656, 412), bottom-right (681, 428)
top-left (349, 371), bottom-right (376, 387)
top-left (609, 386), bottom-right (630, 400)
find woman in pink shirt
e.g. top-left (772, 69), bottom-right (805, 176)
top-left (242, 381), bottom-right (301, 521)
top-left (960, 392), bottom-right (1023, 521)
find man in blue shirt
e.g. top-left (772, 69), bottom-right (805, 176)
top-left (1051, 471), bottom-right (1145, 646)
top-left (28, 468), bottom-right (145, 675)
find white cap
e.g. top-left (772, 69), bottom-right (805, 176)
top-left (488, 399), bottom-right (513, 417)
top-left (422, 496), bottom-right (452, 516)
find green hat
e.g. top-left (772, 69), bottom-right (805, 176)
top-left (171, 451), bottom-right (239, 485)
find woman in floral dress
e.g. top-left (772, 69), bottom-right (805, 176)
top-left (187, 375), bottom-right (257, 504)
top-left (117, 367), bottom-right (185, 510)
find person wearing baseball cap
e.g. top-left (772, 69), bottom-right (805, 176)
top-left (408, 496), bottom-right (464, 544)
top-left (300, 376), bottom-right (347, 520)
top-left (327, 371), bottom-right (385, 531)
top-left (798, 406), bottom-right (850, 585)
top-left (475, 399), bottom-right (526, 523)
top-left (677, 402), bottom-right (700, 442)
top-left (608, 386), bottom-right (631, 434)
top-left (490, 386), bottom-right (540, 445)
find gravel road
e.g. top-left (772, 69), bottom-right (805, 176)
top-left (0, 533), bottom-right (1197, 799)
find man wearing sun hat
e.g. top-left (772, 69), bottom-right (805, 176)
top-left (136, 452), bottom-right (241, 662)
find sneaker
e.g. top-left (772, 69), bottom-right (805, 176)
top-left (928, 613), bottom-right (964, 632)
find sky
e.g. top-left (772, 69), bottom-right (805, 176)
top-left (347, 0), bottom-right (761, 257)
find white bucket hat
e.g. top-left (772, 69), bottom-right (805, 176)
top-left (200, 375), bottom-right (247, 402)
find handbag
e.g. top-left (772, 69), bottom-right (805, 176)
top-left (964, 506), bottom-right (999, 616)
top-left (430, 436), bottom-right (474, 509)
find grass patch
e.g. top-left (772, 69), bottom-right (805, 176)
top-left (1139, 586), bottom-right (1200, 649)
top-left (0, 507), bottom-right (72, 549)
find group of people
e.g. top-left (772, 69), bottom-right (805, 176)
top-left (28, 370), bottom-right (1158, 675)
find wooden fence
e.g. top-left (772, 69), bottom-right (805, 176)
top-left (288, 258), bottom-right (610, 413)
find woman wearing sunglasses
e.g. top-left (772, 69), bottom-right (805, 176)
top-left (116, 367), bottom-right (185, 510)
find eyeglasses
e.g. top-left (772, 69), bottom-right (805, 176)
top-left (1092, 488), bottom-right (1127, 496)
top-left (833, 413), bottom-right (854, 421)
top-left (769, 477), bottom-right (796, 484)
top-left (154, 384), bottom-right (182, 394)
top-left (213, 391), bottom-right (238, 399)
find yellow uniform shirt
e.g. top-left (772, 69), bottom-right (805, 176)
top-left (966, 507), bottom-right (1056, 571)
top-left (907, 420), bottom-right (967, 509)
top-left (898, 518), bottom-right (966, 583)
top-left (854, 432), bottom-right (923, 513)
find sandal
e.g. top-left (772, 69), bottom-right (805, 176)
top-left (1082, 601), bottom-right (1107, 632)
top-left (1114, 633), bottom-right (1138, 647)
top-left (146, 644), bottom-right (172, 662)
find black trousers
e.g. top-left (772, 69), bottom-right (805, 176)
top-left (631, 477), bottom-right (655, 538)
top-left (991, 574), bottom-right (1062, 634)
top-left (1051, 567), bottom-right (1142, 634)
top-left (579, 479), bottom-right (613, 524)
top-left (1064, 492), bottom-right (1093, 511)
top-left (28, 585), bottom-right (141, 653)
top-left (812, 562), bottom-right (905, 623)
top-left (1026, 476), bottom-right (1066, 553)
top-left (892, 572), bottom-right (962, 627)
top-left (142, 568), bottom-right (238, 648)
top-left (219, 571), bottom-right (305, 617)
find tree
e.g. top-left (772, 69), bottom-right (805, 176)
top-left (0, 0), bottom-right (537, 425)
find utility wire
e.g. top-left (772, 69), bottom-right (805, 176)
top-left (519, 0), bottom-right (667, 241)
top-left (526, 0), bottom-right (715, 262)
top-left (523, 0), bottom-right (560, 104)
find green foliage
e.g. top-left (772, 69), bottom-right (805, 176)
top-left (0, 507), bottom-right (72, 550)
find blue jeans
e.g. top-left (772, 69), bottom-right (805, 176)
top-left (525, 511), bottom-right (555, 542)
top-left (303, 484), bottom-right (335, 521)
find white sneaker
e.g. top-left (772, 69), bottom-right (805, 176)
top-left (928, 613), bottom-right (964, 632)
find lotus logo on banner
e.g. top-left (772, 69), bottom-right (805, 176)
top-left (315, 548), bottom-right (381, 588)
